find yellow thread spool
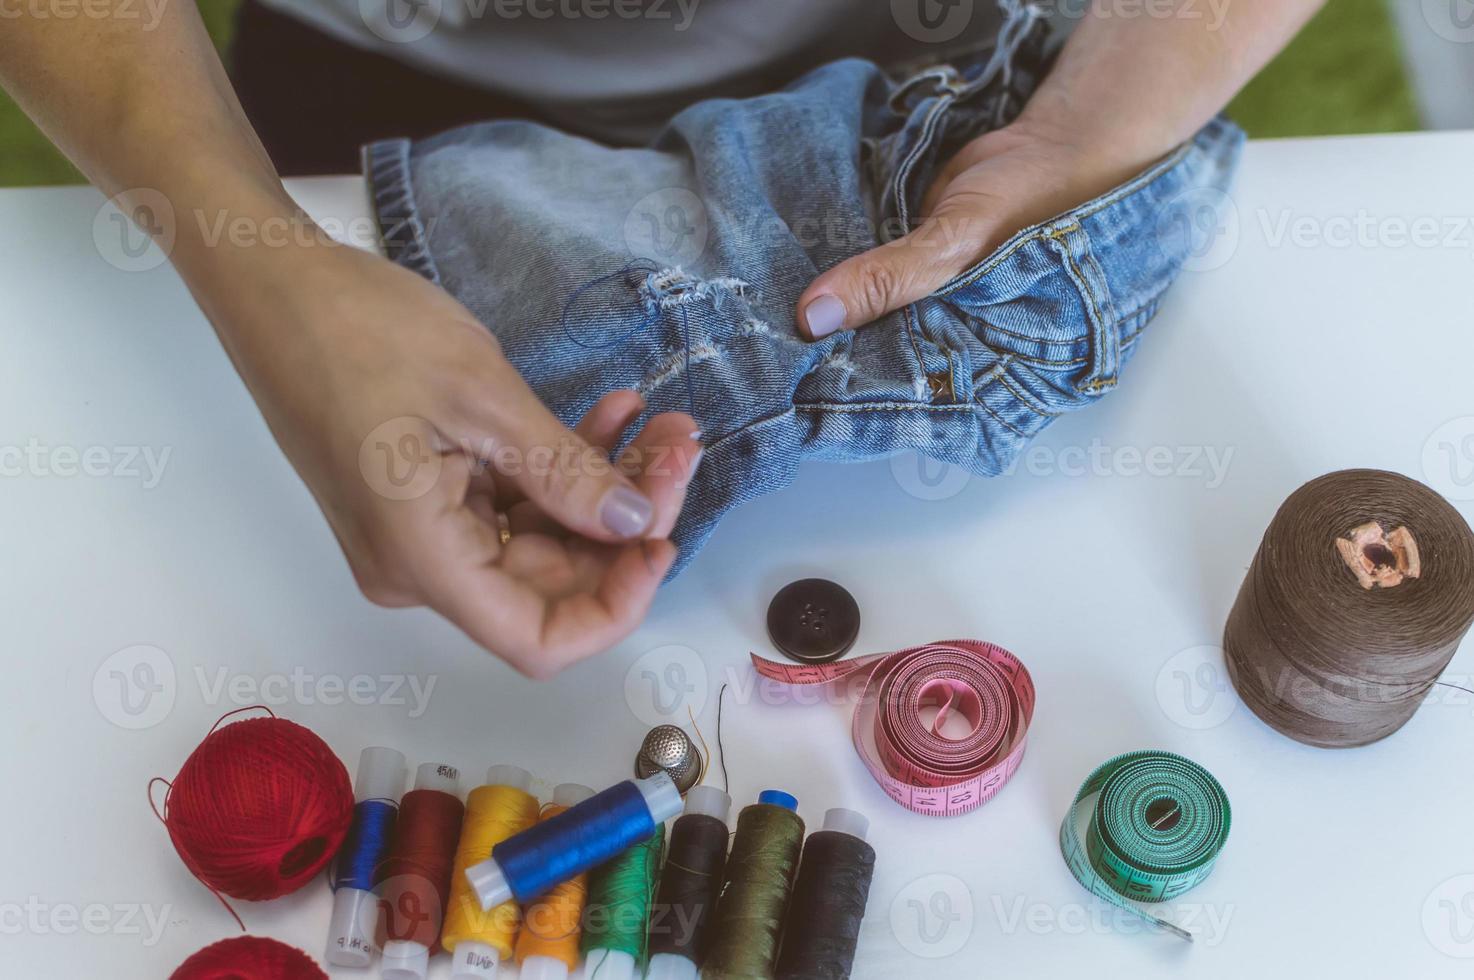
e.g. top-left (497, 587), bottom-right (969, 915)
top-left (440, 766), bottom-right (541, 980)
top-left (514, 785), bottom-right (595, 980)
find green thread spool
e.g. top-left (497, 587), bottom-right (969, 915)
top-left (580, 826), bottom-right (665, 980)
top-left (1059, 750), bottom-right (1231, 942)
top-left (703, 792), bottom-right (805, 980)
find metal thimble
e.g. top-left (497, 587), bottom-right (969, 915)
top-left (635, 725), bottom-right (702, 794)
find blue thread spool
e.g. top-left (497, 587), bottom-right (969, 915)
top-left (327, 746), bottom-right (408, 968)
top-left (465, 773), bottom-right (682, 910)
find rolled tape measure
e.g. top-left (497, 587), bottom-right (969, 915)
top-left (1059, 751), bottom-right (1231, 942)
top-left (750, 640), bottom-right (1034, 817)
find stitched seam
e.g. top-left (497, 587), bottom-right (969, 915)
top-left (995, 368), bottom-right (1063, 419)
top-left (892, 95), bottom-right (958, 382)
top-left (940, 141), bottom-right (1194, 294)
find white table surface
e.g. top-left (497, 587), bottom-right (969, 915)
top-left (5, 130), bottom-right (1474, 978)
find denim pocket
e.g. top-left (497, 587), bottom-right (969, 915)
top-left (932, 117), bottom-right (1242, 416)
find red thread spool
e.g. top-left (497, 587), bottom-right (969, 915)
top-left (377, 765), bottom-right (465, 961)
top-left (170, 935), bottom-right (329, 979)
top-left (156, 712), bottom-right (354, 909)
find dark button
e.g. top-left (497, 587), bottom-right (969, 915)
top-left (766, 578), bottom-right (860, 664)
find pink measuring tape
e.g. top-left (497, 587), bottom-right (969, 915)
top-left (750, 640), bottom-right (1035, 817)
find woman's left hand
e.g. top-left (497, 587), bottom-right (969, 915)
top-left (796, 117), bottom-right (1161, 341)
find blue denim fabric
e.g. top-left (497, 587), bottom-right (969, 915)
top-left (364, 8), bottom-right (1244, 575)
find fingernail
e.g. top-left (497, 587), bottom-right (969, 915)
top-left (804, 294), bottom-right (847, 340)
top-left (601, 485), bottom-right (654, 538)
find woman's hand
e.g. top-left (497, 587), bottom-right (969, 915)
top-left (798, 0), bottom-right (1328, 340)
top-left (797, 116), bottom-right (1154, 340)
top-left (204, 240), bottom-right (700, 678)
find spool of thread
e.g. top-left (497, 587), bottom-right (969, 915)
top-left (703, 791), bottom-right (805, 980)
top-left (327, 747), bottom-right (409, 968)
top-left (645, 786), bottom-right (732, 980)
top-left (465, 773), bottom-right (683, 911)
top-left (1224, 469), bottom-right (1474, 747)
top-left (378, 763), bottom-right (466, 980)
top-left (441, 765), bottom-right (542, 980)
top-left (170, 935), bottom-right (329, 980)
top-left (515, 785), bottom-right (596, 980)
top-left (154, 713), bottom-right (353, 916)
top-left (775, 809), bottom-right (875, 980)
top-left (580, 824), bottom-right (665, 980)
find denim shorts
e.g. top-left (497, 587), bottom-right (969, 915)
top-left (364, 5), bottom-right (1244, 574)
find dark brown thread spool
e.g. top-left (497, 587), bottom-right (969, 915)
top-left (1223, 469), bottom-right (1474, 748)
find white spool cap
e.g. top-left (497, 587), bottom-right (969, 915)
top-left (643, 952), bottom-right (698, 980)
top-left (449, 940), bottom-right (502, 980)
top-left (554, 783), bottom-right (596, 807)
top-left (583, 949), bottom-right (636, 980)
top-left (326, 887), bottom-right (379, 967)
top-left (821, 808), bottom-right (869, 841)
top-left (355, 746), bottom-right (409, 803)
top-left (519, 956), bottom-right (569, 980)
top-left (681, 786), bottom-right (731, 823)
top-left (380, 939), bottom-right (430, 980)
top-left (414, 762), bottom-right (460, 795)
top-left (485, 764), bottom-right (532, 792)
top-left (635, 772), bottom-right (683, 823)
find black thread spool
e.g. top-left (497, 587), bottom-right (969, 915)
top-left (646, 786), bottom-right (732, 980)
top-left (776, 808), bottom-right (875, 980)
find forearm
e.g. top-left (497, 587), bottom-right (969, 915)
top-left (1019, 0), bottom-right (1326, 161)
top-left (0, 3), bottom-right (313, 291)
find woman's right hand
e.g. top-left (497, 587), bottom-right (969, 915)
top-left (198, 233), bottom-right (701, 678)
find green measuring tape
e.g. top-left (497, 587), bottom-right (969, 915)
top-left (1058, 750), bottom-right (1231, 942)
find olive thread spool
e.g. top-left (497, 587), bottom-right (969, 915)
top-left (441, 765), bottom-right (541, 980)
top-left (703, 791), bottom-right (805, 980)
top-left (378, 764), bottom-right (465, 980)
top-left (645, 787), bottom-right (732, 980)
top-left (327, 747), bottom-right (408, 969)
top-left (515, 784), bottom-right (596, 980)
top-left (775, 809), bottom-right (875, 980)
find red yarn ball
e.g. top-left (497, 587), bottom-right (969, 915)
top-left (163, 716), bottom-right (353, 901)
top-left (170, 935), bottom-right (329, 980)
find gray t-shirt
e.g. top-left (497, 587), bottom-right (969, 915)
top-left (257, 0), bottom-right (1006, 139)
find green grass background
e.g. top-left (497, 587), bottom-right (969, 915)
top-left (0, 0), bottom-right (1422, 187)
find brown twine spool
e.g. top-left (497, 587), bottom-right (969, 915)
top-left (1224, 469), bottom-right (1474, 748)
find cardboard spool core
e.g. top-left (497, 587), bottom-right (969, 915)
top-left (1335, 522), bottom-right (1421, 590)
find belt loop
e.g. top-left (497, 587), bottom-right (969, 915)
top-left (1042, 222), bottom-right (1122, 395)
